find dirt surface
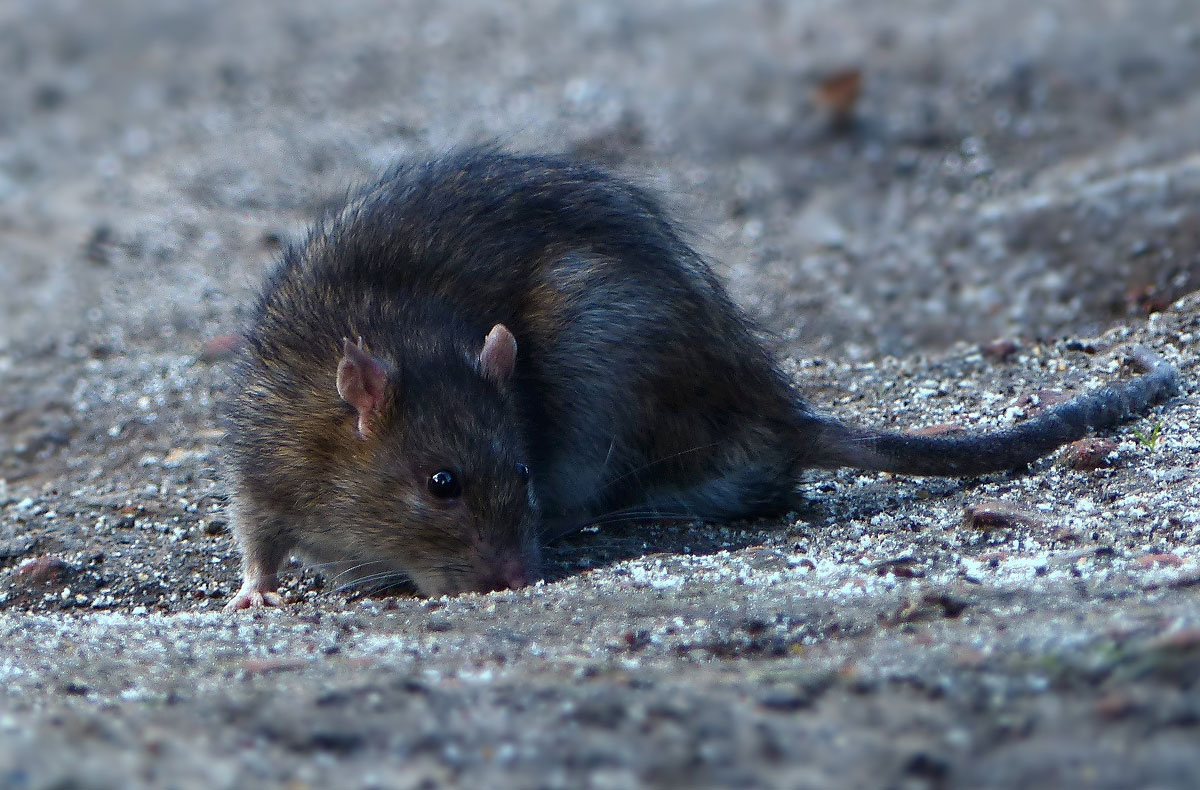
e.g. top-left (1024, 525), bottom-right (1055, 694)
top-left (2, 1), bottom-right (1199, 788)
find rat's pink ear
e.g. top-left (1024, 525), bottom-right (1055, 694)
top-left (478, 324), bottom-right (517, 384)
top-left (337, 337), bottom-right (389, 438)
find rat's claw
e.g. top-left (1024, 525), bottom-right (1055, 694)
top-left (224, 581), bottom-right (284, 612)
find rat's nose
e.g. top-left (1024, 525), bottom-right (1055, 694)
top-left (478, 555), bottom-right (529, 592)
top-left (503, 567), bottom-right (528, 590)
top-left (487, 566), bottom-right (528, 592)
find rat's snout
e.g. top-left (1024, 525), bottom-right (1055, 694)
top-left (469, 535), bottom-right (538, 593)
top-left (477, 553), bottom-right (531, 592)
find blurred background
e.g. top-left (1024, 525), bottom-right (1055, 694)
top-left (1, 8), bottom-right (1197, 785)
top-left (2, 0), bottom-right (1198, 362)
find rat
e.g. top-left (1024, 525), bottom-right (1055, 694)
top-left (223, 149), bottom-right (1180, 610)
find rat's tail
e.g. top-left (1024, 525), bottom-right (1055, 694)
top-left (805, 346), bottom-right (1180, 477)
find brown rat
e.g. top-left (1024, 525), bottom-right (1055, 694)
top-left (224, 149), bottom-right (1180, 610)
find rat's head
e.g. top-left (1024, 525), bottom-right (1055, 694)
top-left (330, 323), bottom-right (539, 597)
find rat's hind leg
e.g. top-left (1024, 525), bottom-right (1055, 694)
top-left (641, 461), bottom-right (797, 522)
top-left (580, 459), bottom-right (796, 533)
top-left (224, 498), bottom-right (296, 612)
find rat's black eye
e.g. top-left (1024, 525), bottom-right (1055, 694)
top-left (515, 463), bottom-right (530, 483)
top-left (427, 470), bottom-right (461, 499)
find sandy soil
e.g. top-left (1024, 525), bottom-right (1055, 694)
top-left (1, 1), bottom-right (1198, 788)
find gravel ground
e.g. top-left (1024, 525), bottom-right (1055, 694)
top-left (1, 1), bottom-right (1198, 788)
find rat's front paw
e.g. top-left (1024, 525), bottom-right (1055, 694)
top-left (224, 580), bottom-right (284, 612)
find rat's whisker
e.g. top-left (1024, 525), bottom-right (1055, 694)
top-left (337, 570), bottom-right (412, 599)
top-left (586, 442), bottom-right (724, 498)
